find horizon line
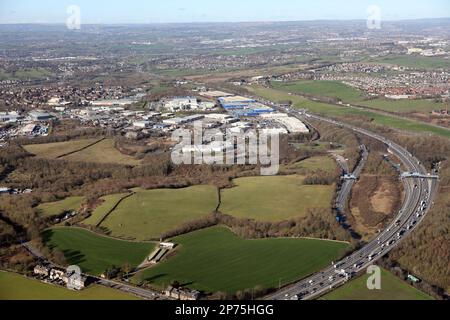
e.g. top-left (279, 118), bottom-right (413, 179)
top-left (1, 16), bottom-right (450, 26)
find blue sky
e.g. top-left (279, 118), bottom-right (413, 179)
top-left (0, 0), bottom-right (449, 24)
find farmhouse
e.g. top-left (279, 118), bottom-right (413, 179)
top-left (33, 264), bottom-right (50, 277)
top-left (165, 286), bottom-right (201, 300)
top-left (33, 264), bottom-right (87, 290)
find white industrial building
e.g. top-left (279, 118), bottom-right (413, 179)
top-left (260, 113), bottom-right (309, 134)
top-left (133, 121), bottom-right (151, 128)
top-left (164, 97), bottom-right (200, 112)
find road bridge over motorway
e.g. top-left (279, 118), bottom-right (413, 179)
top-left (401, 172), bottom-right (439, 179)
top-left (266, 110), bottom-right (439, 301)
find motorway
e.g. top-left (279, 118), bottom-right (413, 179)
top-left (266, 109), bottom-right (439, 300)
top-left (335, 145), bottom-right (368, 217)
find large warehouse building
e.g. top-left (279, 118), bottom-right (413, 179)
top-left (260, 113), bottom-right (310, 133)
top-left (218, 96), bottom-right (257, 109)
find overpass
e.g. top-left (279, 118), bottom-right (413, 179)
top-left (401, 172), bottom-right (439, 179)
top-left (265, 110), bottom-right (439, 301)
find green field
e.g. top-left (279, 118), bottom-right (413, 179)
top-left (322, 268), bottom-right (433, 300)
top-left (82, 193), bottom-right (131, 226)
top-left (369, 55), bottom-right (450, 69)
top-left (273, 80), bottom-right (364, 102)
top-left (135, 226), bottom-right (349, 294)
top-left (219, 175), bottom-right (334, 222)
top-left (37, 196), bottom-right (85, 217)
top-left (246, 85), bottom-right (450, 138)
top-left (23, 138), bottom-right (101, 159)
top-left (0, 271), bottom-right (139, 300)
top-left (288, 156), bottom-right (337, 173)
top-left (0, 68), bottom-right (53, 81)
top-left (359, 98), bottom-right (445, 113)
top-left (42, 228), bottom-right (155, 275)
top-left (62, 139), bottom-right (141, 166)
top-left (272, 80), bottom-right (445, 113)
top-left (100, 186), bottom-right (219, 241)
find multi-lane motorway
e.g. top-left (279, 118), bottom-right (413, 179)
top-left (266, 110), bottom-right (439, 301)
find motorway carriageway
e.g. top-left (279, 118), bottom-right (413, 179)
top-left (266, 109), bottom-right (439, 301)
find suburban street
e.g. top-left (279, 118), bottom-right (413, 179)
top-left (266, 109), bottom-right (440, 300)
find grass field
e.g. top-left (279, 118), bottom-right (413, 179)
top-left (100, 186), bottom-right (219, 241)
top-left (322, 268), bottom-right (433, 300)
top-left (0, 271), bottom-right (139, 300)
top-left (246, 85), bottom-right (450, 139)
top-left (37, 196), bottom-right (85, 217)
top-left (273, 80), bottom-right (364, 102)
top-left (272, 80), bottom-right (445, 113)
top-left (134, 226), bottom-right (349, 294)
top-left (82, 193), bottom-right (131, 226)
top-left (0, 68), bottom-right (53, 81)
top-left (42, 227), bottom-right (155, 275)
top-left (368, 55), bottom-right (450, 69)
top-left (358, 98), bottom-right (445, 113)
top-left (23, 138), bottom-right (101, 159)
top-left (288, 156), bottom-right (337, 173)
top-left (62, 139), bottom-right (141, 166)
top-left (219, 175), bottom-right (334, 222)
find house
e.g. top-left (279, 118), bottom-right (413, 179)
top-left (66, 270), bottom-right (87, 290)
top-left (49, 268), bottom-right (66, 282)
top-left (33, 265), bottom-right (50, 277)
top-left (165, 286), bottom-right (201, 300)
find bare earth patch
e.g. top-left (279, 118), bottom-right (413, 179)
top-left (349, 174), bottom-right (402, 240)
top-left (370, 179), bottom-right (397, 213)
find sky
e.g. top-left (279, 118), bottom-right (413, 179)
top-left (0, 0), bottom-right (449, 24)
